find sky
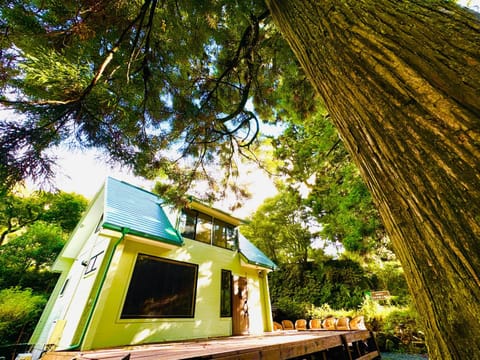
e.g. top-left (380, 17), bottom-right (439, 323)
top-left (42, 146), bottom-right (278, 219)
top-left (460, 0), bottom-right (480, 11)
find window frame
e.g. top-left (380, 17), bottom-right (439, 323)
top-left (84, 251), bottom-right (104, 276)
top-left (220, 269), bottom-right (232, 317)
top-left (179, 209), bottom-right (237, 250)
top-left (121, 253), bottom-right (199, 319)
top-left (213, 218), bottom-right (237, 250)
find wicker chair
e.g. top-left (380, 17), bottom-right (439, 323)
top-left (281, 319), bottom-right (295, 330)
top-left (309, 318), bottom-right (323, 330)
top-left (295, 319), bottom-right (307, 330)
top-left (336, 317), bottom-right (351, 330)
top-left (322, 317), bottom-right (337, 330)
top-left (350, 315), bottom-right (367, 330)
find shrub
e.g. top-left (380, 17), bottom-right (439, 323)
top-left (269, 259), bottom-right (373, 311)
top-left (293, 297), bottom-right (426, 354)
top-left (0, 287), bottom-right (47, 346)
top-left (273, 297), bottom-right (311, 321)
top-left (305, 303), bottom-right (334, 320)
top-left (357, 298), bottom-right (426, 353)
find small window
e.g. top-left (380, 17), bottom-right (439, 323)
top-left (220, 270), bottom-right (232, 317)
top-left (121, 254), bottom-right (198, 318)
top-left (84, 251), bottom-right (104, 275)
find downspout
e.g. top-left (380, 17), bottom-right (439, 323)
top-left (260, 270), bottom-right (274, 332)
top-left (63, 227), bottom-right (129, 351)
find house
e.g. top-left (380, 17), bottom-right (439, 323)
top-left (29, 177), bottom-right (276, 359)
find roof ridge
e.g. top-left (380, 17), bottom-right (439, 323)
top-left (106, 176), bottom-right (161, 199)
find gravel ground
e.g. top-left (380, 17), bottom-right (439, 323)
top-left (381, 353), bottom-right (428, 360)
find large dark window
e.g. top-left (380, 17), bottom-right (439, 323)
top-left (121, 254), bottom-right (198, 318)
top-left (220, 269), bottom-right (232, 317)
top-left (180, 209), bottom-right (237, 250)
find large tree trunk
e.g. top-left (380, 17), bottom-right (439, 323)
top-left (265, 0), bottom-right (480, 358)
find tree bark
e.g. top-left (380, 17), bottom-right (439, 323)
top-left (265, 0), bottom-right (480, 358)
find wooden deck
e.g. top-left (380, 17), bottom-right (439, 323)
top-left (41, 330), bottom-right (381, 360)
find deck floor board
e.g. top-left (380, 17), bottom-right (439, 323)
top-left (41, 330), bottom-right (375, 360)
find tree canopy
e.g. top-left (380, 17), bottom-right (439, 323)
top-left (0, 189), bottom-right (87, 350)
top-left (0, 190), bottom-right (88, 245)
top-left (273, 110), bottom-right (386, 254)
top-left (1, 1), bottom-right (480, 358)
top-left (0, 0), bottom-right (317, 198)
top-left (0, 190), bottom-right (88, 287)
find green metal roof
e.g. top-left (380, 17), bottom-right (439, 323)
top-left (238, 232), bottom-right (277, 270)
top-left (103, 177), bottom-right (183, 246)
top-left (102, 178), bottom-right (275, 269)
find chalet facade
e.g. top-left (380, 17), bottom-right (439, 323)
top-left (30, 177), bottom-right (276, 359)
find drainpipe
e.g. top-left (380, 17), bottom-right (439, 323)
top-left (260, 270), bottom-right (274, 332)
top-left (63, 227), bottom-right (129, 351)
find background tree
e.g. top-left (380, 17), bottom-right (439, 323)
top-left (0, 190), bottom-right (88, 245)
top-left (0, 288), bottom-right (46, 350)
top-left (274, 110), bottom-right (386, 254)
top-left (241, 186), bottom-right (317, 267)
top-left (39, 192), bottom-right (88, 232)
top-left (266, 0), bottom-right (480, 358)
top-left (0, 190), bottom-right (87, 355)
top-left (0, 190), bottom-right (87, 289)
top-left (0, 222), bottom-right (64, 293)
top-left (268, 258), bottom-right (375, 320)
top-left (0, 192), bottom-right (45, 245)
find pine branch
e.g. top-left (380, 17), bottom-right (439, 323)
top-left (201, 10), bottom-right (270, 129)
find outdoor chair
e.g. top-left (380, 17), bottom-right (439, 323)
top-left (295, 319), bottom-right (307, 330)
top-left (309, 319), bottom-right (322, 330)
top-left (322, 316), bottom-right (337, 330)
top-left (350, 315), bottom-right (367, 330)
top-left (336, 317), bottom-right (351, 330)
top-left (281, 319), bottom-right (295, 330)
top-left (273, 321), bottom-right (283, 331)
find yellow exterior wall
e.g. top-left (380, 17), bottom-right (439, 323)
top-left (29, 187), bottom-right (106, 357)
top-left (82, 234), bottom-right (272, 350)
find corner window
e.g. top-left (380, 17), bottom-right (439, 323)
top-left (179, 208), bottom-right (196, 240)
top-left (121, 254), bottom-right (198, 318)
top-left (180, 209), bottom-right (237, 250)
top-left (220, 270), bottom-right (232, 317)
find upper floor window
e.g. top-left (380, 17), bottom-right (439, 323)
top-left (179, 208), bottom-right (237, 250)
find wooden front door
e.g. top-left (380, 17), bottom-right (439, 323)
top-left (232, 276), bottom-right (249, 335)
